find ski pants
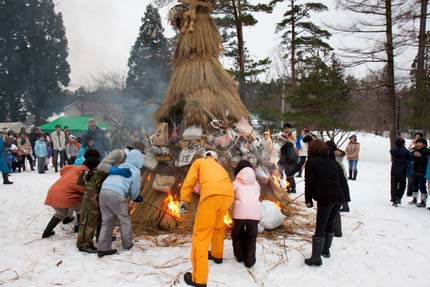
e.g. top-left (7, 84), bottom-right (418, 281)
top-left (191, 195), bottom-right (233, 285)
top-left (390, 175), bottom-right (406, 202)
top-left (315, 202), bottom-right (341, 237)
top-left (97, 189), bottom-right (132, 251)
top-left (231, 219), bottom-right (259, 267)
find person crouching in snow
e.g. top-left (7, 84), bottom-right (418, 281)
top-left (96, 149), bottom-right (144, 257)
top-left (304, 140), bottom-right (349, 266)
top-left (180, 151), bottom-right (234, 287)
top-left (231, 160), bottom-right (260, 268)
top-left (42, 150), bottom-right (101, 238)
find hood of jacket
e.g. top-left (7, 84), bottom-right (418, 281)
top-left (235, 167), bottom-right (257, 185)
top-left (125, 149), bottom-right (144, 169)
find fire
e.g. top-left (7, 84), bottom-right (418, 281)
top-left (223, 212), bottom-right (233, 227)
top-left (165, 194), bottom-right (181, 218)
top-left (274, 201), bottom-right (281, 209)
top-left (146, 174), bottom-right (151, 181)
top-left (272, 175), bottom-right (290, 190)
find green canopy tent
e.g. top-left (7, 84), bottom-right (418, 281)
top-left (39, 116), bottom-right (112, 134)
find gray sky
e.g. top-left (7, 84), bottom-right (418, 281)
top-left (55, 0), bottom-right (419, 88)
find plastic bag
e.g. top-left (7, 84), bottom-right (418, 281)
top-left (259, 200), bottom-right (286, 231)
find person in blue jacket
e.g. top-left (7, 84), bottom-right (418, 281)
top-left (97, 149), bottom-right (144, 257)
top-left (389, 137), bottom-right (412, 207)
top-left (34, 134), bottom-right (48, 174)
top-left (0, 131), bottom-right (13, 184)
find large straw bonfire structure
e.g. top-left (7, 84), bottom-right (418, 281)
top-left (131, 0), bottom-right (293, 233)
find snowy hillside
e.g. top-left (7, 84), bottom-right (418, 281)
top-left (1, 133), bottom-right (429, 287)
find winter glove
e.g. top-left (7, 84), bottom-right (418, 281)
top-left (109, 166), bottom-right (132, 178)
top-left (133, 195), bottom-right (143, 203)
top-left (179, 201), bottom-right (188, 217)
top-left (305, 201), bottom-right (313, 208)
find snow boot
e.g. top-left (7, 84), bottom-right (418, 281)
top-left (42, 216), bottom-right (61, 238)
top-left (79, 246), bottom-right (97, 254)
top-left (416, 193), bottom-right (427, 208)
top-left (208, 251), bottom-right (223, 264)
top-left (304, 236), bottom-right (324, 266)
top-left (392, 202), bottom-right (398, 207)
top-left (2, 173), bottom-right (13, 184)
top-left (352, 170), bottom-right (357, 180)
top-left (348, 169), bottom-right (353, 180)
top-left (339, 202), bottom-right (350, 212)
top-left (54, 164), bottom-right (58, 173)
top-left (184, 272), bottom-right (207, 287)
top-left (409, 193), bottom-right (418, 205)
top-left (62, 216), bottom-right (75, 224)
top-left (97, 249), bottom-right (117, 257)
top-left (322, 233), bottom-right (334, 258)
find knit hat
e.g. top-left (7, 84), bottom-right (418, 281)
top-left (234, 160), bottom-right (253, 177)
top-left (83, 157), bottom-right (100, 170)
top-left (84, 149), bottom-right (101, 160)
top-left (349, 135), bottom-right (357, 140)
top-left (127, 141), bottom-right (146, 154)
top-left (204, 150), bottom-right (218, 159)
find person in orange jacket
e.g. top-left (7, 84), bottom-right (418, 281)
top-left (42, 149), bottom-right (101, 238)
top-left (180, 150), bottom-right (234, 287)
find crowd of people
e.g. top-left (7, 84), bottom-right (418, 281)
top-left (8, 119), bottom-right (430, 287)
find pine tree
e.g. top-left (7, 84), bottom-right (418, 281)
top-left (272, 0), bottom-right (332, 97)
top-left (288, 55), bottom-right (352, 132)
top-left (213, 0), bottom-right (272, 83)
top-left (0, 0), bottom-right (70, 122)
top-left (126, 4), bottom-right (170, 101)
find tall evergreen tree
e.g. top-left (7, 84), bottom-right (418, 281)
top-left (213, 0), bottom-right (272, 83)
top-left (272, 0), bottom-right (332, 97)
top-left (126, 4), bottom-right (170, 101)
top-left (287, 55), bottom-right (352, 131)
top-left (0, 0), bottom-right (70, 123)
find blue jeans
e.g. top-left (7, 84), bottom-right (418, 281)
top-left (348, 160), bottom-right (358, 171)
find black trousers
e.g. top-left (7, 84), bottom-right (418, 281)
top-left (390, 175), bottom-right (406, 202)
top-left (406, 175), bottom-right (414, 196)
top-left (231, 219), bottom-right (259, 268)
top-left (20, 154), bottom-right (33, 170)
top-left (315, 202), bottom-right (341, 237)
top-left (52, 150), bottom-right (66, 168)
top-left (296, 156), bottom-right (307, 176)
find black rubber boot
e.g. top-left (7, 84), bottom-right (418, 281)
top-left (54, 164), bottom-right (58, 173)
top-left (304, 236), bottom-right (324, 266)
top-left (333, 212), bottom-right (342, 238)
top-left (79, 246), bottom-right (97, 254)
top-left (62, 216), bottom-right (75, 224)
top-left (208, 251), bottom-right (223, 264)
top-left (97, 249), bottom-right (117, 257)
top-left (339, 202), bottom-right (350, 213)
top-left (352, 170), bottom-right (357, 180)
top-left (42, 216), bottom-right (61, 238)
top-left (348, 169), bottom-right (353, 180)
top-left (322, 233), bottom-right (334, 258)
top-left (74, 214), bottom-right (80, 233)
top-left (184, 272), bottom-right (207, 287)
top-left (2, 173), bottom-right (13, 185)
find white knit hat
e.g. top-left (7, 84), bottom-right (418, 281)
top-left (204, 150), bottom-right (218, 159)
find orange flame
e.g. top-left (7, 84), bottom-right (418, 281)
top-left (165, 194), bottom-right (181, 219)
top-left (223, 212), bottom-right (233, 227)
top-left (272, 175), bottom-right (290, 190)
top-left (273, 201), bottom-right (281, 209)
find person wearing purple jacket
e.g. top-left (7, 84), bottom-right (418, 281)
top-left (231, 160), bottom-right (261, 268)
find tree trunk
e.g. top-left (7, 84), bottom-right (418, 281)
top-left (385, 0), bottom-right (397, 148)
top-left (290, 0), bottom-right (297, 97)
top-left (416, 0), bottom-right (428, 120)
top-left (232, 0), bottom-right (246, 100)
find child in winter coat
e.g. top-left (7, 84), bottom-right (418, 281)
top-left (231, 160), bottom-right (261, 268)
top-left (34, 134), bottom-right (48, 174)
top-left (97, 149), bottom-right (144, 257)
top-left (66, 135), bottom-right (80, 165)
top-left (42, 149), bottom-right (101, 238)
top-left (10, 144), bottom-right (21, 172)
top-left (410, 138), bottom-right (430, 207)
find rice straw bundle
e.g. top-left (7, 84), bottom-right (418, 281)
top-left (154, 7), bottom-right (249, 126)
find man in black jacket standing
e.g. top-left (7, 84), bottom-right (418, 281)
top-left (83, 119), bottom-right (110, 159)
top-left (390, 137), bottom-right (411, 207)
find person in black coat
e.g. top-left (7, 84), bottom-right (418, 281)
top-left (278, 134), bottom-right (298, 193)
top-left (304, 140), bottom-right (350, 266)
top-left (389, 137), bottom-right (411, 207)
top-left (409, 138), bottom-right (430, 207)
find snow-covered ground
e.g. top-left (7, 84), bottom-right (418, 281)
top-left (1, 133), bottom-right (430, 287)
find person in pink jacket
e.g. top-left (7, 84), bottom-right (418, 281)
top-left (231, 160), bottom-right (261, 268)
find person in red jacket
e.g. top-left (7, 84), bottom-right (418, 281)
top-left (42, 150), bottom-right (100, 238)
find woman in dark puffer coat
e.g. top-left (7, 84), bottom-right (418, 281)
top-left (304, 140), bottom-right (350, 266)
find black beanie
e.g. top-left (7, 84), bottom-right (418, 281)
top-left (83, 157), bottom-right (100, 170)
top-left (84, 149), bottom-right (100, 160)
top-left (234, 160), bottom-right (254, 177)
